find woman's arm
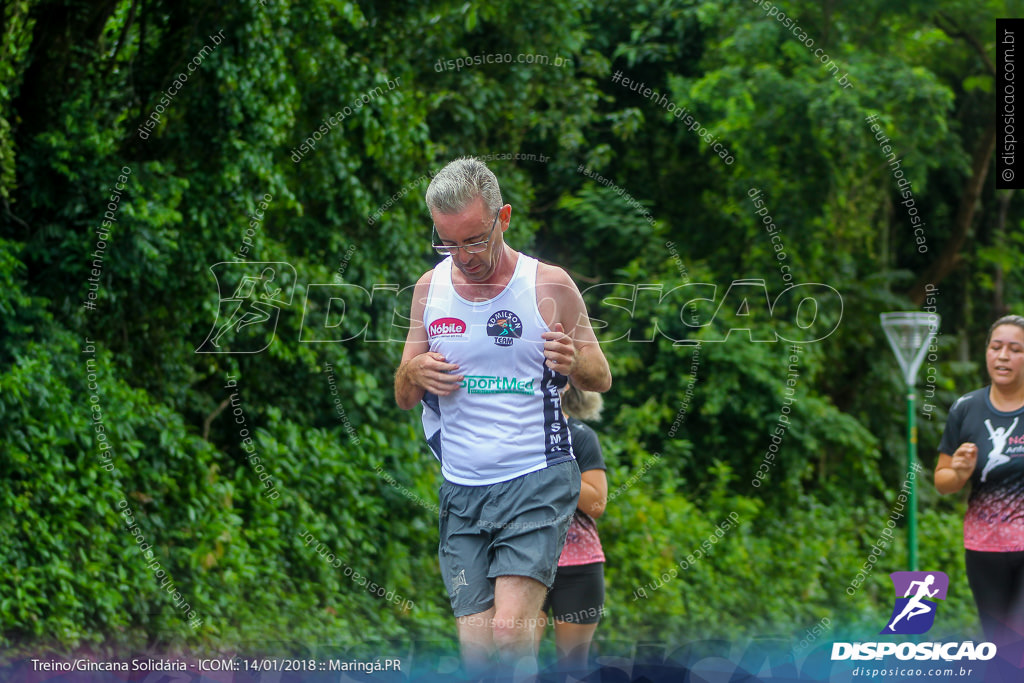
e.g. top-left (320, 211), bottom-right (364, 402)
top-left (577, 468), bottom-right (607, 519)
top-left (934, 442), bottom-right (978, 494)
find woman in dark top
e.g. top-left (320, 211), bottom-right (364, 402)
top-left (935, 314), bottom-right (1024, 656)
top-left (536, 381), bottom-right (608, 671)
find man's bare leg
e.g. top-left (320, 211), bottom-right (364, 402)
top-left (492, 575), bottom-right (548, 679)
top-left (457, 606), bottom-right (496, 676)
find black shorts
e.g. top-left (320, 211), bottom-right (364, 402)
top-left (542, 562), bottom-right (605, 624)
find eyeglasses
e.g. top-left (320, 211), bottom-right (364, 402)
top-left (432, 209), bottom-right (500, 256)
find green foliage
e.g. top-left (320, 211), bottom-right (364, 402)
top-left (596, 463), bottom-right (979, 645)
top-left (600, 468), bottom-right (978, 645)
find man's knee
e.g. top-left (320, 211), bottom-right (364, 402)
top-left (491, 612), bottom-right (536, 648)
top-left (457, 612), bottom-right (494, 639)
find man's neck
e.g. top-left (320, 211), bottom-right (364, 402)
top-left (451, 246), bottom-right (520, 300)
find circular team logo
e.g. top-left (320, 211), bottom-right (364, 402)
top-left (487, 310), bottom-right (522, 346)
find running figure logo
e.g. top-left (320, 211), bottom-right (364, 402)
top-left (451, 569), bottom-right (468, 597)
top-left (196, 262), bottom-right (296, 354)
top-left (486, 310), bottom-right (522, 346)
top-left (980, 417), bottom-right (1020, 482)
top-left (882, 571), bottom-right (949, 635)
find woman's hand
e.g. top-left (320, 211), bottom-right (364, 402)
top-left (934, 442), bottom-right (978, 495)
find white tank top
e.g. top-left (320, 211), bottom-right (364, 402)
top-left (420, 254), bottom-right (574, 485)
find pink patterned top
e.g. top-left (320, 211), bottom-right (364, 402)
top-left (558, 418), bottom-right (606, 566)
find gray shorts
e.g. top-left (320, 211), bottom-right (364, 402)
top-left (438, 459), bottom-right (581, 617)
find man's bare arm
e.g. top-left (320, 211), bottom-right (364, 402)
top-left (538, 265), bottom-right (611, 392)
top-left (394, 271), bottom-right (463, 410)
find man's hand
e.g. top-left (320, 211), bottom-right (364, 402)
top-left (403, 351), bottom-right (463, 396)
top-left (541, 323), bottom-right (576, 376)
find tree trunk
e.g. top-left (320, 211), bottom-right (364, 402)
top-left (907, 121), bottom-right (996, 305)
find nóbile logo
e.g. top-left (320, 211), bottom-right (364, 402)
top-left (428, 317), bottom-right (467, 337)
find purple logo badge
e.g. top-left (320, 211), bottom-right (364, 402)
top-left (881, 571), bottom-right (949, 635)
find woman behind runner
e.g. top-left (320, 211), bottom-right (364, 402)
top-left (536, 382), bottom-right (608, 672)
top-left (935, 314), bottom-right (1024, 658)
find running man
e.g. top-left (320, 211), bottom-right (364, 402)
top-left (394, 157), bottom-right (611, 677)
top-left (886, 574), bottom-right (939, 632)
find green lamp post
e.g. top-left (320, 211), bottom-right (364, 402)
top-left (880, 312), bottom-right (941, 571)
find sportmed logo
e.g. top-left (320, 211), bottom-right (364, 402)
top-left (461, 375), bottom-right (534, 394)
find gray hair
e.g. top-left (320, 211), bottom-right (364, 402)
top-left (987, 314), bottom-right (1024, 344)
top-left (425, 157), bottom-right (503, 215)
top-left (561, 383), bottom-right (604, 422)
